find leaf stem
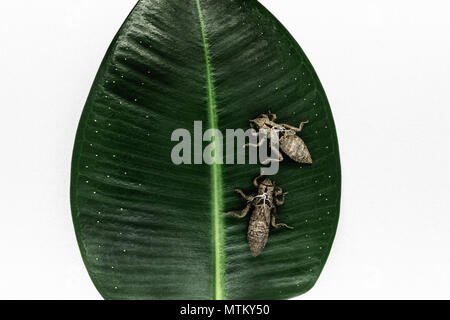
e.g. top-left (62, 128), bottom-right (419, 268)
top-left (195, 0), bottom-right (225, 300)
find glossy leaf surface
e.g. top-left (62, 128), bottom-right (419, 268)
top-left (71, 0), bottom-right (341, 299)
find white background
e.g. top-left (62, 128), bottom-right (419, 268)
top-left (0, 0), bottom-right (449, 300)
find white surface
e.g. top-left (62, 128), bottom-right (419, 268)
top-left (0, 0), bottom-right (449, 300)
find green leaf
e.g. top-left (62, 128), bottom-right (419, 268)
top-left (71, 0), bottom-right (341, 300)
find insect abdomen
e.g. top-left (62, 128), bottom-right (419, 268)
top-left (280, 134), bottom-right (312, 164)
top-left (247, 211), bottom-right (270, 257)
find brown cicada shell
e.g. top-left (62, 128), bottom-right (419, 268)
top-left (222, 175), bottom-right (293, 256)
top-left (247, 112), bottom-right (312, 164)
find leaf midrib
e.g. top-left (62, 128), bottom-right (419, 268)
top-left (195, 0), bottom-right (225, 300)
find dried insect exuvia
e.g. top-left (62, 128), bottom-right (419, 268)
top-left (222, 175), bottom-right (293, 257)
top-left (247, 112), bottom-right (313, 164)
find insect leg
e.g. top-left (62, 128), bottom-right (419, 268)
top-left (260, 147), bottom-right (283, 164)
top-left (267, 111), bottom-right (277, 121)
top-left (235, 189), bottom-right (253, 201)
top-left (222, 203), bottom-right (252, 219)
top-left (274, 187), bottom-right (282, 197)
top-left (275, 191), bottom-right (288, 206)
top-left (278, 120), bottom-right (309, 132)
top-left (271, 213), bottom-right (294, 229)
top-left (298, 120), bottom-right (309, 132)
top-left (253, 175), bottom-right (263, 187)
top-left (244, 136), bottom-right (266, 148)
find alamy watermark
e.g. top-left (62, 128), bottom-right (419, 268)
top-left (171, 121), bottom-right (281, 175)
